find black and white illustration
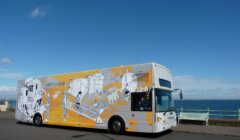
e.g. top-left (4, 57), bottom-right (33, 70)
top-left (17, 78), bottom-right (48, 121)
top-left (62, 72), bottom-right (139, 123)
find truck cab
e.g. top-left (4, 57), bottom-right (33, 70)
top-left (152, 63), bottom-right (178, 132)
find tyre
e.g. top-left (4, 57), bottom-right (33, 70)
top-left (33, 114), bottom-right (42, 127)
top-left (16, 121), bottom-right (22, 124)
top-left (109, 118), bottom-right (125, 134)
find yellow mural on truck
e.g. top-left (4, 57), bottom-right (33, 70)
top-left (16, 63), bottom-right (179, 134)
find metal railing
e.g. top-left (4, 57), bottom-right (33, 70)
top-left (176, 107), bottom-right (240, 120)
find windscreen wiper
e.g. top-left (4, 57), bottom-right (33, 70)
top-left (163, 112), bottom-right (167, 116)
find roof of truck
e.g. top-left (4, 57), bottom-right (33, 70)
top-left (21, 62), bottom-right (170, 80)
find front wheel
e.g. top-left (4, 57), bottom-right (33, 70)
top-left (33, 114), bottom-right (42, 127)
top-left (109, 119), bottom-right (125, 134)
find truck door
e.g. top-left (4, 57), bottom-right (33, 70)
top-left (129, 91), bottom-right (153, 132)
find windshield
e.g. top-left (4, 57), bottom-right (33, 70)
top-left (155, 89), bottom-right (174, 112)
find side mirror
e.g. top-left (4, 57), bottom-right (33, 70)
top-left (180, 90), bottom-right (183, 100)
top-left (173, 88), bottom-right (183, 100)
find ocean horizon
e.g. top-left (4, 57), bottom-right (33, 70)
top-left (174, 100), bottom-right (240, 119)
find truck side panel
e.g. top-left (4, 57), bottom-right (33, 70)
top-left (16, 63), bottom-right (154, 132)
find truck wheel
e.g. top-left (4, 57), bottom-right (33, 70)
top-left (109, 118), bottom-right (125, 134)
top-left (33, 114), bottom-right (42, 127)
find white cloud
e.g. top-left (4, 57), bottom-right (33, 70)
top-left (173, 75), bottom-right (240, 90)
top-left (0, 72), bottom-right (24, 79)
top-left (1, 57), bottom-right (12, 64)
top-left (173, 75), bottom-right (240, 100)
top-left (31, 7), bottom-right (46, 18)
top-left (0, 86), bottom-right (16, 93)
top-left (30, 5), bottom-right (52, 18)
top-left (0, 86), bottom-right (16, 99)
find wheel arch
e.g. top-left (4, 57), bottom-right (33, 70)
top-left (33, 112), bottom-right (42, 118)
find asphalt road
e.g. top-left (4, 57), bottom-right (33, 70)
top-left (0, 116), bottom-right (239, 140)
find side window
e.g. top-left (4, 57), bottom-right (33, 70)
top-left (131, 91), bottom-right (152, 111)
top-left (159, 79), bottom-right (172, 88)
top-left (28, 85), bottom-right (33, 92)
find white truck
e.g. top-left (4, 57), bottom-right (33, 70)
top-left (16, 63), bottom-right (182, 134)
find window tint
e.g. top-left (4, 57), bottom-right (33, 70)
top-left (131, 91), bottom-right (152, 111)
top-left (159, 79), bottom-right (172, 88)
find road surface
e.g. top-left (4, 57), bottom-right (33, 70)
top-left (0, 117), bottom-right (239, 140)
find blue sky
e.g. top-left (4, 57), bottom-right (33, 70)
top-left (0, 0), bottom-right (240, 99)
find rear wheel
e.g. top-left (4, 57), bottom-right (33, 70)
top-left (16, 121), bottom-right (22, 124)
top-left (109, 118), bottom-right (125, 134)
top-left (33, 114), bottom-right (42, 127)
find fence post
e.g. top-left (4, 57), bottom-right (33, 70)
top-left (207, 108), bottom-right (210, 117)
top-left (238, 108), bottom-right (240, 120)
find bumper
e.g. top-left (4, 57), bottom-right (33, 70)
top-left (153, 122), bottom-right (177, 133)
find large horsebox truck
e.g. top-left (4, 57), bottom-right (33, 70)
top-left (16, 62), bottom-right (182, 134)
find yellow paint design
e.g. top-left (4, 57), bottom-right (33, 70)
top-left (100, 110), bottom-right (112, 122)
top-left (116, 100), bottom-right (128, 106)
top-left (103, 82), bottom-right (122, 90)
top-left (146, 112), bottom-right (153, 126)
top-left (87, 97), bottom-right (96, 106)
top-left (67, 110), bottom-right (96, 128)
top-left (110, 66), bottom-right (133, 76)
top-left (42, 80), bottom-right (97, 128)
top-left (108, 104), bottom-right (119, 111)
top-left (52, 70), bottom-right (100, 82)
top-left (137, 70), bottom-right (153, 88)
top-left (46, 101), bottom-right (96, 128)
top-left (148, 70), bottom-right (153, 86)
top-left (40, 78), bottom-right (47, 84)
top-left (31, 64), bottom-right (153, 130)
top-left (128, 119), bottom-right (139, 126)
top-left (127, 119), bottom-right (139, 132)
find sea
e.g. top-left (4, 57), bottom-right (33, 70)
top-left (174, 100), bottom-right (240, 119)
top-left (1, 99), bottom-right (240, 119)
